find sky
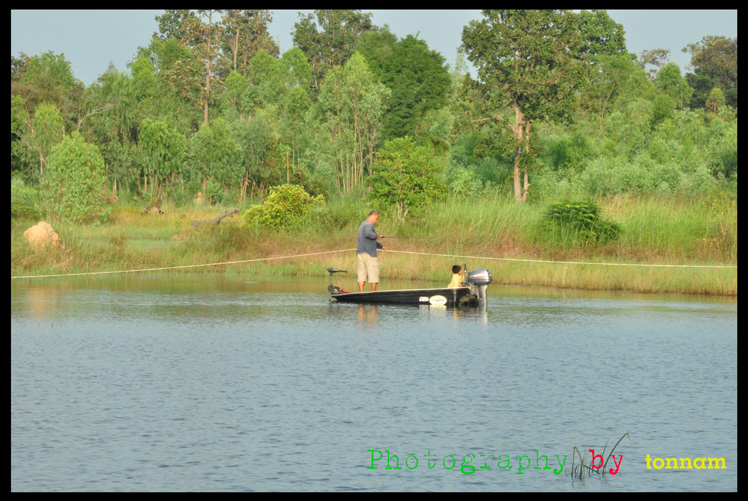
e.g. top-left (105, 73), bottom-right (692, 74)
top-left (11, 9), bottom-right (738, 87)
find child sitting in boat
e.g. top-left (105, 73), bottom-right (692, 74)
top-left (448, 265), bottom-right (464, 288)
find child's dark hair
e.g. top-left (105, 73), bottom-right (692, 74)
top-left (452, 265), bottom-right (461, 274)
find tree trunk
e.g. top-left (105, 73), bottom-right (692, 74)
top-left (204, 11), bottom-right (213, 125)
top-left (192, 209), bottom-right (240, 229)
top-left (511, 105), bottom-right (531, 203)
top-left (522, 121), bottom-right (531, 202)
top-left (512, 105), bottom-right (525, 202)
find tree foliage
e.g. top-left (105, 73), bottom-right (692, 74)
top-left (139, 118), bottom-right (187, 195)
top-left (358, 30), bottom-right (451, 141)
top-left (462, 9), bottom-right (626, 202)
top-left (317, 52), bottom-right (390, 194)
top-left (41, 132), bottom-right (107, 223)
top-left (368, 136), bottom-right (446, 221)
top-left (684, 35), bottom-right (737, 109)
top-left (9, 9), bottom-right (738, 223)
top-left (293, 9), bottom-right (375, 93)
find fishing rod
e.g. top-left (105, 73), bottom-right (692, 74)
top-left (380, 235), bottom-right (423, 239)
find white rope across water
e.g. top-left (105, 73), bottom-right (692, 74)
top-left (10, 248), bottom-right (357, 280)
top-left (10, 247), bottom-right (736, 280)
top-left (386, 250), bottom-right (737, 269)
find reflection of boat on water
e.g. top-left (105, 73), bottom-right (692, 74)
top-left (326, 266), bottom-right (492, 307)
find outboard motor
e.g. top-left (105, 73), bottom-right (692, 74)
top-left (466, 268), bottom-right (492, 303)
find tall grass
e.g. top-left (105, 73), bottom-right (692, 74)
top-left (11, 193), bottom-right (737, 295)
top-left (604, 194), bottom-right (737, 263)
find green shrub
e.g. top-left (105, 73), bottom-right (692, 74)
top-left (243, 184), bottom-right (325, 230)
top-left (11, 176), bottom-right (42, 219)
top-left (543, 200), bottom-right (621, 244)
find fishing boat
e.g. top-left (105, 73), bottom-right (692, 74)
top-left (326, 266), bottom-right (492, 307)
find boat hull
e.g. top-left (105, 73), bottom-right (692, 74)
top-left (330, 286), bottom-right (479, 307)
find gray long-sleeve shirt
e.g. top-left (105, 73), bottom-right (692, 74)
top-left (356, 220), bottom-right (383, 257)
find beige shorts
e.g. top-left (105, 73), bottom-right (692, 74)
top-left (357, 253), bottom-right (379, 283)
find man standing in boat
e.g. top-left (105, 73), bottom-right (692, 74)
top-left (357, 210), bottom-right (386, 292)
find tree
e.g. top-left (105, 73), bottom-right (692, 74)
top-left (368, 136), bottom-right (446, 221)
top-left (219, 70), bottom-right (250, 119)
top-left (581, 53), bottom-right (649, 135)
top-left (134, 39), bottom-right (203, 131)
top-left (231, 114), bottom-right (274, 201)
top-left (138, 118), bottom-right (187, 197)
top-left (317, 52), bottom-right (390, 195)
top-left (462, 9), bottom-right (625, 202)
top-left (462, 10), bottom-right (580, 202)
top-left (190, 117), bottom-right (241, 203)
top-left (281, 47), bottom-right (314, 92)
top-left (358, 31), bottom-right (451, 141)
top-left (41, 132), bottom-right (107, 223)
top-left (655, 62), bottom-right (693, 111)
top-left (638, 48), bottom-right (671, 81)
top-left (11, 100), bottom-right (65, 180)
top-left (11, 51), bottom-right (79, 117)
top-left (197, 9), bottom-right (223, 124)
top-left (279, 48), bottom-right (314, 176)
top-left (292, 10), bottom-right (375, 93)
top-left (706, 86), bottom-right (726, 114)
top-left (154, 9), bottom-right (225, 125)
top-left (684, 36), bottom-right (737, 109)
top-left (155, 9), bottom-right (203, 46)
top-left (85, 67), bottom-right (142, 195)
top-left (246, 49), bottom-right (288, 110)
top-left (220, 9), bottom-right (278, 77)
top-left (576, 10), bottom-right (627, 59)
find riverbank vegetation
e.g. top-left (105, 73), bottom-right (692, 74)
top-left (11, 192), bottom-right (736, 295)
top-left (11, 10), bottom-right (737, 295)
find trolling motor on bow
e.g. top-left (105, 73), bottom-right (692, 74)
top-left (327, 267), bottom-right (349, 294)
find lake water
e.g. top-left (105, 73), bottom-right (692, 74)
top-left (11, 275), bottom-right (737, 492)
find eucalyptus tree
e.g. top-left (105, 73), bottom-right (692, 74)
top-left (581, 53), bottom-right (650, 135)
top-left (10, 51), bottom-right (87, 177)
top-left (10, 101), bottom-right (65, 181)
top-left (279, 48), bottom-right (314, 174)
top-left (220, 9), bottom-right (279, 77)
top-left (190, 117), bottom-right (241, 203)
top-left (231, 114), bottom-right (274, 201)
top-left (86, 68), bottom-right (142, 195)
top-left (317, 52), bottom-right (390, 195)
top-left (154, 9), bottom-right (225, 125)
top-left (246, 49), bottom-right (288, 110)
top-left (130, 40), bottom-right (203, 135)
top-left (281, 47), bottom-right (314, 92)
top-left (292, 9), bottom-right (375, 94)
top-left (219, 71), bottom-right (250, 120)
top-left (638, 48), bottom-right (671, 81)
top-left (138, 118), bottom-right (187, 197)
top-left (655, 62), bottom-right (694, 113)
top-left (155, 9), bottom-right (204, 46)
top-left (197, 9), bottom-right (223, 124)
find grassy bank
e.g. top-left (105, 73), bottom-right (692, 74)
top-left (11, 193), bottom-right (737, 296)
